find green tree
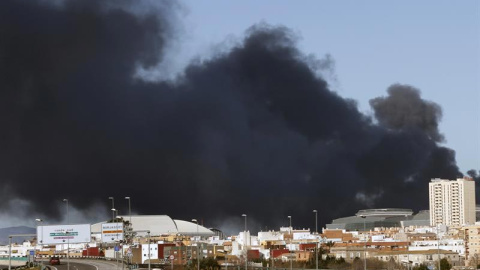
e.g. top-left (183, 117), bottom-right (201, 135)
top-left (200, 257), bottom-right (220, 270)
top-left (331, 257), bottom-right (350, 270)
top-left (413, 264), bottom-right (428, 270)
top-left (439, 258), bottom-right (451, 270)
top-left (352, 257), bottom-right (363, 270)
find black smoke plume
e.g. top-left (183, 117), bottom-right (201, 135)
top-left (0, 0), bottom-right (472, 233)
top-left (370, 84), bottom-right (444, 142)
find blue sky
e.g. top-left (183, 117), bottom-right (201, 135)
top-left (174, 0), bottom-right (480, 173)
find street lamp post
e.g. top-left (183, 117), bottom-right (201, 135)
top-left (125, 197), bottom-right (132, 225)
top-left (313, 210), bottom-right (318, 270)
top-left (192, 219), bottom-right (200, 270)
top-left (242, 214), bottom-right (247, 270)
top-left (8, 236), bottom-right (12, 270)
top-left (437, 226), bottom-right (441, 270)
top-left (63, 199), bottom-right (70, 270)
top-left (147, 231), bottom-right (151, 270)
top-left (111, 208), bottom-right (117, 223)
top-left (35, 219), bottom-right (43, 269)
top-left (360, 215), bottom-right (366, 270)
top-left (109, 197), bottom-right (115, 221)
top-left (407, 247), bottom-right (410, 270)
top-left (242, 214), bottom-right (248, 270)
top-left (287, 215), bottom-right (292, 270)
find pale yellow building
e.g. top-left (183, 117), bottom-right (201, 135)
top-left (429, 178), bottom-right (476, 227)
top-left (461, 225), bottom-right (480, 266)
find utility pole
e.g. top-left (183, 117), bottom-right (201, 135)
top-left (361, 215), bottom-right (366, 270)
top-left (242, 214), bottom-right (247, 270)
top-left (313, 210), bottom-right (318, 270)
top-left (63, 199), bottom-right (70, 270)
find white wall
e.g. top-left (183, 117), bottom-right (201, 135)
top-left (142, 244), bottom-right (159, 263)
top-left (258, 231), bottom-right (283, 242)
top-left (410, 239), bottom-right (464, 256)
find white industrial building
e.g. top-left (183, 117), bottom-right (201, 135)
top-left (91, 215), bottom-right (214, 237)
top-left (429, 178), bottom-right (476, 226)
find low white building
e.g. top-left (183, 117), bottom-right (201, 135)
top-left (237, 231), bottom-right (256, 246)
top-left (293, 230), bottom-right (316, 240)
top-left (55, 243), bottom-right (88, 254)
top-left (374, 249), bottom-right (463, 268)
top-left (0, 241), bottom-right (34, 257)
top-left (258, 231), bottom-right (284, 242)
top-left (410, 239), bottom-right (465, 256)
top-left (142, 244), bottom-right (159, 263)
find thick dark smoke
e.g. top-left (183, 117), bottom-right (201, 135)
top-left (370, 84), bottom-right (444, 142)
top-left (0, 0), bottom-right (473, 233)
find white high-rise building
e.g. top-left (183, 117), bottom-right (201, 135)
top-left (429, 177), bottom-right (476, 226)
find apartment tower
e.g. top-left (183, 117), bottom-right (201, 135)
top-left (429, 177), bottom-right (476, 226)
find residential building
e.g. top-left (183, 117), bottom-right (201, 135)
top-left (373, 250), bottom-right (463, 268)
top-left (429, 177), bottom-right (476, 227)
top-left (461, 225), bottom-right (480, 266)
top-left (409, 239), bottom-right (465, 256)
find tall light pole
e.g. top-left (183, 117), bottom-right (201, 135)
top-left (406, 243), bottom-right (410, 270)
top-left (8, 236), bottom-right (12, 270)
top-left (63, 199), bottom-right (69, 223)
top-left (109, 197), bottom-right (115, 222)
top-left (313, 210), bottom-right (318, 270)
top-left (63, 199), bottom-right (70, 270)
top-left (437, 225), bottom-right (441, 270)
top-left (360, 215), bottom-right (366, 270)
top-left (35, 219), bottom-right (43, 269)
top-left (192, 219), bottom-right (200, 270)
top-left (287, 215), bottom-right (292, 269)
top-left (112, 208), bottom-right (118, 221)
top-left (147, 230), bottom-right (151, 270)
top-left (242, 214), bottom-right (248, 270)
top-left (125, 197), bottom-right (132, 225)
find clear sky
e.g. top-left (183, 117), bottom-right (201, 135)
top-left (174, 0), bottom-right (480, 173)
